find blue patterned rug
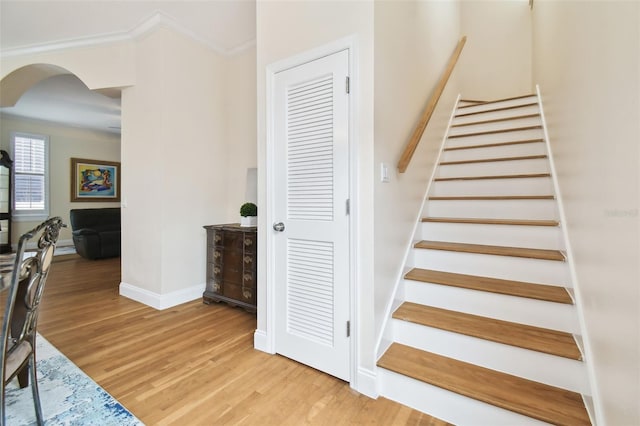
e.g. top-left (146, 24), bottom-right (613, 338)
top-left (5, 335), bottom-right (143, 425)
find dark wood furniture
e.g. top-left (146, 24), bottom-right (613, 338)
top-left (203, 224), bottom-right (256, 313)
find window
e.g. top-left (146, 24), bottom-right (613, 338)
top-left (11, 132), bottom-right (49, 221)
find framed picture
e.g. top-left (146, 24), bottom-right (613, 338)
top-left (71, 158), bottom-right (120, 202)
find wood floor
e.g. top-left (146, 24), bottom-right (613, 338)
top-left (20, 254), bottom-right (447, 425)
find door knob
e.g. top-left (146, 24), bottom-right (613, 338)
top-left (273, 222), bottom-right (285, 232)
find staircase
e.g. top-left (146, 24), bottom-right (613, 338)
top-left (377, 94), bottom-right (593, 425)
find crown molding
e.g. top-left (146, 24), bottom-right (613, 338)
top-left (0, 10), bottom-right (256, 59)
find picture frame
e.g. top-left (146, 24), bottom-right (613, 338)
top-left (70, 158), bottom-right (120, 202)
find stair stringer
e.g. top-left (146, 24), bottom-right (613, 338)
top-left (375, 94), bottom-right (462, 362)
top-left (536, 84), bottom-right (599, 424)
top-left (376, 93), bottom-right (595, 425)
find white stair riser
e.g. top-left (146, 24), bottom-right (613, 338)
top-left (438, 158), bottom-right (550, 178)
top-left (392, 320), bottom-right (589, 393)
top-left (378, 369), bottom-right (549, 426)
top-left (420, 221), bottom-right (563, 250)
top-left (453, 104), bottom-right (540, 125)
top-left (403, 280), bottom-right (578, 333)
top-left (449, 116), bottom-right (542, 136)
top-left (426, 199), bottom-right (557, 220)
top-left (442, 142), bottom-right (547, 162)
top-left (446, 128), bottom-right (544, 147)
top-left (410, 249), bottom-right (569, 286)
top-left (430, 177), bottom-right (554, 196)
top-left (455, 96), bottom-right (538, 115)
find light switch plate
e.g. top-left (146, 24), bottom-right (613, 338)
top-left (380, 163), bottom-right (390, 183)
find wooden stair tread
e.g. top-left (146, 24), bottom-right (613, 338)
top-left (448, 126), bottom-right (542, 139)
top-left (434, 173), bottom-right (550, 182)
top-left (444, 138), bottom-right (544, 151)
top-left (456, 94), bottom-right (537, 109)
top-left (394, 303), bottom-right (581, 360)
top-left (404, 268), bottom-right (573, 304)
top-left (429, 195), bottom-right (554, 200)
top-left (415, 240), bottom-right (565, 261)
top-left (456, 102), bottom-right (538, 118)
top-left (378, 344), bottom-right (590, 425)
top-left (440, 154), bottom-right (547, 165)
top-left (451, 114), bottom-right (540, 128)
top-left (422, 217), bottom-right (559, 226)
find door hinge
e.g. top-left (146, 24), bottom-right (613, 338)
top-left (345, 76), bottom-right (350, 94)
top-left (346, 199), bottom-right (350, 215)
top-left (347, 321), bottom-right (350, 337)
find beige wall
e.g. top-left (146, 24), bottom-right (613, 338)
top-left (1, 27), bottom-right (257, 302)
top-left (224, 46), bottom-right (257, 221)
top-left (256, 0), bottom-right (463, 385)
top-left (0, 114), bottom-right (120, 244)
top-left (0, 42), bottom-right (136, 101)
top-left (121, 27), bottom-right (229, 295)
top-left (373, 0), bottom-right (461, 343)
top-left (458, 0), bottom-right (532, 99)
top-left (532, 2), bottom-right (639, 424)
top-left (256, 0), bottom-right (376, 378)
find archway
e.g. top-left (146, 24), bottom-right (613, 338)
top-left (0, 63), bottom-right (123, 254)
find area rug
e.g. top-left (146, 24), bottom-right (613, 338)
top-left (5, 335), bottom-right (143, 425)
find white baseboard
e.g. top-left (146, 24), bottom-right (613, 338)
top-left (253, 329), bottom-right (274, 354)
top-left (57, 238), bottom-right (74, 247)
top-left (354, 367), bottom-right (378, 398)
top-left (17, 238), bottom-right (74, 251)
top-left (119, 281), bottom-right (205, 310)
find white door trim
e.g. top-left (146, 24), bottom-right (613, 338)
top-left (261, 35), bottom-right (360, 390)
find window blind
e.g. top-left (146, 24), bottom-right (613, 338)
top-left (13, 134), bottom-right (47, 212)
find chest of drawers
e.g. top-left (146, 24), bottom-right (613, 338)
top-left (202, 224), bottom-right (256, 313)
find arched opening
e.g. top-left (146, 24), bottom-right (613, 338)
top-left (0, 63), bottom-right (122, 257)
top-left (2, 64), bottom-right (82, 107)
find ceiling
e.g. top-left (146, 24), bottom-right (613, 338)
top-left (0, 1), bottom-right (257, 135)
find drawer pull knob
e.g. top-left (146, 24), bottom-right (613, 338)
top-left (213, 251), bottom-right (221, 259)
top-left (214, 266), bottom-right (221, 274)
top-left (214, 234), bottom-right (222, 243)
top-left (244, 256), bottom-right (252, 264)
top-left (244, 238), bottom-right (253, 247)
top-left (243, 273), bottom-right (252, 282)
top-left (242, 289), bottom-right (252, 299)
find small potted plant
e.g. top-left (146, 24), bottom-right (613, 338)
top-left (240, 202), bottom-right (258, 227)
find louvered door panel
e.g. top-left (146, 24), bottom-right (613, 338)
top-left (286, 239), bottom-right (334, 346)
top-left (287, 75), bottom-right (334, 221)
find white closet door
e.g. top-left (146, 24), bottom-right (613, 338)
top-left (272, 49), bottom-right (350, 381)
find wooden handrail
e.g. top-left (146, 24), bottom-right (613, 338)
top-left (397, 36), bottom-right (467, 173)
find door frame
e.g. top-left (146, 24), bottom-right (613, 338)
top-left (262, 36), bottom-right (360, 387)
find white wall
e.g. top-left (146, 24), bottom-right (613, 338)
top-left (1, 25), bottom-right (257, 305)
top-left (0, 42), bottom-right (136, 99)
top-left (373, 0), bottom-right (461, 346)
top-left (256, 0), bottom-right (464, 389)
top-left (224, 46), bottom-right (257, 221)
top-left (0, 114), bottom-right (120, 243)
top-left (256, 0), bottom-right (376, 382)
top-left (458, 0), bottom-right (532, 99)
top-left (532, 2), bottom-right (639, 424)
top-left (121, 27), bottom-right (228, 296)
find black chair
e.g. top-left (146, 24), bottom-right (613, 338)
top-left (0, 217), bottom-right (64, 425)
top-left (70, 208), bottom-right (120, 259)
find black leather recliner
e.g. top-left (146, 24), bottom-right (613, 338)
top-left (69, 208), bottom-right (121, 260)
